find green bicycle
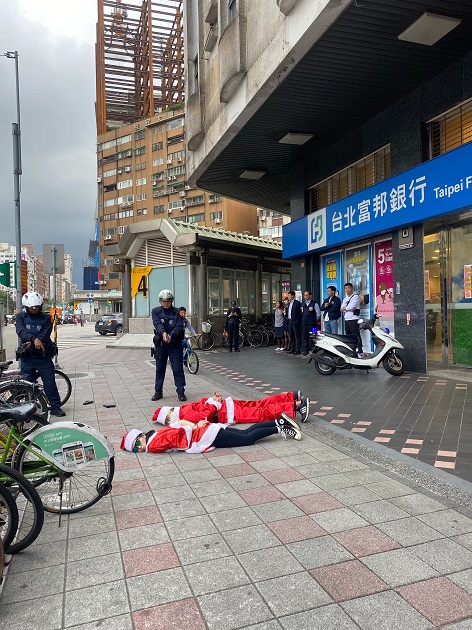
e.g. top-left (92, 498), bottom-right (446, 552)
top-left (0, 402), bottom-right (115, 516)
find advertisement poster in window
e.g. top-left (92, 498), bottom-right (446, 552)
top-left (344, 245), bottom-right (371, 351)
top-left (374, 240), bottom-right (394, 336)
top-left (321, 251), bottom-right (342, 295)
top-left (464, 265), bottom-right (472, 299)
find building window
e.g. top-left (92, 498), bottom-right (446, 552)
top-left (209, 193), bottom-right (222, 203)
top-left (186, 194), bottom-right (205, 206)
top-left (153, 157), bottom-right (164, 166)
top-left (135, 162), bottom-right (146, 171)
top-left (310, 145), bottom-right (390, 212)
top-left (210, 211), bottom-right (223, 220)
top-left (228, 0), bottom-right (237, 23)
top-left (134, 146), bottom-right (146, 156)
top-left (429, 97), bottom-right (472, 158)
top-left (187, 213), bottom-right (205, 224)
top-left (136, 178), bottom-right (147, 186)
top-left (134, 130), bottom-right (146, 141)
top-left (166, 117), bottom-right (184, 131)
top-left (154, 205), bottom-right (165, 214)
top-left (168, 200), bottom-right (185, 210)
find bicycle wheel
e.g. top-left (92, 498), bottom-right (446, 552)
top-left (37, 370), bottom-right (72, 407)
top-left (0, 381), bottom-right (49, 417)
top-left (0, 408), bottom-right (48, 464)
top-left (0, 463), bottom-right (44, 554)
top-left (259, 329), bottom-right (270, 347)
top-left (186, 351), bottom-right (199, 374)
top-left (198, 332), bottom-right (215, 351)
top-left (221, 334), bottom-right (229, 348)
top-left (247, 329), bottom-right (264, 348)
top-left (238, 331), bottom-right (245, 348)
top-left (0, 481), bottom-right (19, 553)
top-left (14, 447), bottom-right (115, 514)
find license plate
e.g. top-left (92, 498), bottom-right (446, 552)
top-left (98, 322), bottom-right (103, 326)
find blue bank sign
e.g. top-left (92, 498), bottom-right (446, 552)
top-left (283, 142), bottom-right (472, 258)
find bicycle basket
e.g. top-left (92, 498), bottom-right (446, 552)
top-left (202, 322), bottom-right (212, 333)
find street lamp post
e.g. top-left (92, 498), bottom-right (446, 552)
top-left (2, 51), bottom-right (23, 313)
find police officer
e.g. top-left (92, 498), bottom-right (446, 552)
top-left (151, 289), bottom-right (186, 402)
top-left (15, 292), bottom-right (65, 417)
top-left (225, 300), bottom-right (242, 352)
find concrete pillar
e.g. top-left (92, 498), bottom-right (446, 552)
top-left (197, 252), bottom-right (207, 330)
top-left (122, 259), bottom-right (132, 334)
top-left (255, 261), bottom-right (262, 319)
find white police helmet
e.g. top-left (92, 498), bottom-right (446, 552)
top-left (159, 289), bottom-right (174, 302)
top-left (22, 292), bottom-right (43, 308)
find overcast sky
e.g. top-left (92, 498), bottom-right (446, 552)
top-left (0, 1), bottom-right (98, 287)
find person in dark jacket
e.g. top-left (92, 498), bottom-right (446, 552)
top-left (15, 292), bottom-right (65, 417)
top-left (151, 289), bottom-right (186, 402)
top-left (301, 291), bottom-right (321, 356)
top-left (320, 285), bottom-right (342, 334)
top-left (225, 300), bottom-right (242, 352)
top-left (286, 290), bottom-right (302, 354)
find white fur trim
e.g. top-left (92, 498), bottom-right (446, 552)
top-left (154, 406), bottom-right (171, 425)
top-left (186, 424), bottom-right (223, 454)
top-left (225, 397), bottom-right (235, 424)
top-left (206, 397), bottom-right (222, 410)
top-left (123, 429), bottom-right (141, 452)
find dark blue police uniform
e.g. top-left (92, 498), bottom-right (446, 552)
top-left (151, 305), bottom-right (185, 396)
top-left (15, 310), bottom-right (62, 410)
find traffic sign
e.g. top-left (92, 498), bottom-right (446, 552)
top-left (88, 299), bottom-right (93, 304)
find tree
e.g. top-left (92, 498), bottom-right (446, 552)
top-left (0, 289), bottom-right (13, 312)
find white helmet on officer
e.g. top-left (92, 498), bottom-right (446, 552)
top-left (159, 289), bottom-right (174, 303)
top-left (22, 292), bottom-right (43, 309)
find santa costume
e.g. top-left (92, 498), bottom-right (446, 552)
top-left (152, 391), bottom-right (297, 425)
top-left (121, 422), bottom-right (224, 454)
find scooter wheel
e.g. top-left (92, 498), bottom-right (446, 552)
top-left (383, 352), bottom-right (405, 375)
top-left (314, 355), bottom-right (336, 375)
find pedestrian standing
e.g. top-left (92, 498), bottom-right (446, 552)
top-left (282, 297), bottom-right (290, 351)
top-left (225, 300), bottom-right (242, 352)
top-left (286, 290), bottom-right (302, 354)
top-left (273, 300), bottom-right (285, 351)
top-left (340, 282), bottom-right (362, 356)
top-left (15, 292), bottom-right (65, 417)
top-left (320, 285), bottom-right (342, 334)
top-left (151, 289), bottom-right (186, 402)
top-left (301, 290), bottom-right (321, 356)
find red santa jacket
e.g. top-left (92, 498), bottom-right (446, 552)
top-left (147, 422), bottom-right (224, 454)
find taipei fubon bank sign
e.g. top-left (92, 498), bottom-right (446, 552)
top-left (283, 142), bottom-right (472, 258)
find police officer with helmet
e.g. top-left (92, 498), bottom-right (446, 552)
top-left (151, 289), bottom-right (186, 402)
top-left (15, 292), bottom-right (65, 416)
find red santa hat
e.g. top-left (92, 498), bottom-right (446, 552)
top-left (121, 429), bottom-right (142, 452)
top-left (152, 406), bottom-right (180, 425)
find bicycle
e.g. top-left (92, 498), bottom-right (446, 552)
top-left (183, 339), bottom-right (199, 374)
top-left (0, 360), bottom-right (72, 407)
top-left (197, 321), bottom-right (243, 351)
top-left (0, 478), bottom-right (19, 553)
top-left (0, 402), bottom-right (115, 518)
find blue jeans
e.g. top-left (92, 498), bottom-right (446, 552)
top-left (323, 319), bottom-right (339, 335)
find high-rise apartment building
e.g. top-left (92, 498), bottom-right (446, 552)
top-left (96, 0), bottom-right (259, 291)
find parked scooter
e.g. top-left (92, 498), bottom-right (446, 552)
top-left (309, 315), bottom-right (405, 376)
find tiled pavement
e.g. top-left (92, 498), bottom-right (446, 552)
top-left (2, 344), bottom-right (472, 628)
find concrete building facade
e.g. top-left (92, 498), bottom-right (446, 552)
top-left (184, 0), bottom-right (472, 374)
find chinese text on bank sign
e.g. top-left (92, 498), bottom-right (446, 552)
top-left (282, 142), bottom-right (472, 258)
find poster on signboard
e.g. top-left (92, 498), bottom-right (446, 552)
top-left (374, 240), bottom-right (394, 336)
top-left (464, 265), bottom-right (472, 299)
top-left (320, 251), bottom-right (342, 296)
top-left (344, 245), bottom-right (371, 352)
top-left (424, 270), bottom-right (430, 301)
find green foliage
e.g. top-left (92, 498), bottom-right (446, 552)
top-left (452, 309), bottom-right (472, 365)
top-left (0, 289), bottom-right (13, 311)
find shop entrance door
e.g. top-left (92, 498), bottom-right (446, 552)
top-left (425, 212), bottom-right (472, 369)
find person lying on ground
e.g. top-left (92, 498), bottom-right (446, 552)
top-left (121, 413), bottom-right (302, 455)
top-left (152, 391), bottom-right (310, 426)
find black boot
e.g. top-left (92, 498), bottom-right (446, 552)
top-left (151, 391), bottom-right (163, 401)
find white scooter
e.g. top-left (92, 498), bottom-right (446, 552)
top-left (308, 315), bottom-right (405, 376)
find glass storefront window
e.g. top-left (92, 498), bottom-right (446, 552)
top-left (236, 270), bottom-right (248, 314)
top-left (223, 269), bottom-right (233, 313)
top-left (208, 267), bottom-right (221, 315)
top-left (262, 273), bottom-right (270, 314)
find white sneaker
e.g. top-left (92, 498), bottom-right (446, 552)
top-left (275, 413), bottom-right (302, 440)
top-left (298, 398), bottom-right (310, 423)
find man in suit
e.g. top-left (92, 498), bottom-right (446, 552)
top-left (320, 285), bottom-right (342, 334)
top-left (286, 290), bottom-right (302, 355)
top-left (301, 290), bottom-right (321, 356)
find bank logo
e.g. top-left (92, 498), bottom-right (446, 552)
top-left (308, 208), bottom-right (326, 251)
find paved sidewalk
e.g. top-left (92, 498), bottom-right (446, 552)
top-left (2, 345), bottom-right (472, 629)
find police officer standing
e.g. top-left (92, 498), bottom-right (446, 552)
top-left (15, 292), bottom-right (65, 416)
top-left (151, 289), bottom-right (186, 402)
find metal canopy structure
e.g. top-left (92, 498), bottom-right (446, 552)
top-left (194, 0), bottom-right (472, 213)
top-left (96, 0), bottom-right (184, 134)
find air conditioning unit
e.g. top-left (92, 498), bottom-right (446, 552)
top-left (114, 258), bottom-right (120, 264)
top-left (177, 158), bottom-right (182, 163)
top-left (118, 168), bottom-right (123, 174)
top-left (97, 176), bottom-right (102, 183)
top-left (179, 191), bottom-right (186, 197)
top-left (167, 176), bottom-right (172, 181)
top-left (185, 185), bottom-right (191, 190)
top-left (104, 235), bottom-right (113, 241)
top-left (124, 166), bottom-right (132, 172)
top-left (168, 209), bottom-right (173, 213)
top-left (152, 181), bottom-right (157, 186)
top-left (215, 219), bottom-right (222, 224)
top-left (170, 176), bottom-right (177, 181)
top-left (167, 159), bottom-right (172, 164)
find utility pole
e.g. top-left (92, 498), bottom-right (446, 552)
top-left (2, 51), bottom-right (23, 313)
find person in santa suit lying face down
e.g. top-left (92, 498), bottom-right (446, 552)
top-left (121, 414), bottom-right (302, 455)
top-left (151, 391), bottom-right (310, 427)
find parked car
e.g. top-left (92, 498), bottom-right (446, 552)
top-left (95, 313), bottom-right (123, 335)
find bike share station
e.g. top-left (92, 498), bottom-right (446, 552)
top-left (283, 141), bottom-right (472, 374)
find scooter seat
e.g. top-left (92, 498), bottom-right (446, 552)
top-left (323, 333), bottom-right (359, 344)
